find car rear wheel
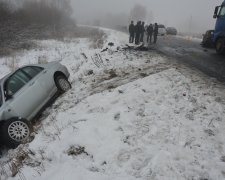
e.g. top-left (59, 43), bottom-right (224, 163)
top-left (2, 118), bottom-right (32, 148)
top-left (216, 38), bottom-right (225, 54)
top-left (55, 75), bottom-right (71, 93)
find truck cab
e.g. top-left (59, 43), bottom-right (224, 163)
top-left (213, 0), bottom-right (225, 54)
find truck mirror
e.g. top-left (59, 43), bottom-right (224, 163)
top-left (214, 6), bottom-right (220, 18)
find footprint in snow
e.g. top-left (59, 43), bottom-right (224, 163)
top-left (204, 129), bottom-right (215, 136)
top-left (136, 107), bottom-right (145, 117)
top-left (117, 151), bottom-right (131, 164)
top-left (114, 112), bottom-right (120, 121)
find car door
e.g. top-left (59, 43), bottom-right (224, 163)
top-left (23, 66), bottom-right (55, 96)
top-left (4, 68), bottom-right (47, 119)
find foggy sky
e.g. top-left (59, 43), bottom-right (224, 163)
top-left (72, 0), bottom-right (222, 33)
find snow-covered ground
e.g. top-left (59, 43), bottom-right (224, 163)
top-left (1, 28), bottom-right (225, 180)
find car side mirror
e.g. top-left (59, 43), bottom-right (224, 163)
top-left (213, 14), bottom-right (217, 18)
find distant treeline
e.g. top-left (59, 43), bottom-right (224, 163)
top-left (0, 0), bottom-right (74, 27)
top-left (0, 0), bottom-right (76, 56)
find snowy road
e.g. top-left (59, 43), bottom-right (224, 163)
top-left (156, 35), bottom-right (225, 81)
top-left (1, 28), bottom-right (225, 180)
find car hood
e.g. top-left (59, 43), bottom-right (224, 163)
top-left (37, 61), bottom-right (59, 68)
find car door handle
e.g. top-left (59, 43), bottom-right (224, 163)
top-left (29, 81), bottom-right (35, 86)
top-left (43, 70), bottom-right (47, 74)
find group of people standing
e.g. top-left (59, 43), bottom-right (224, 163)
top-left (129, 21), bottom-right (158, 45)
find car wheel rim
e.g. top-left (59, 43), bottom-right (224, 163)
top-left (58, 78), bottom-right (70, 91)
top-left (8, 121), bottom-right (30, 142)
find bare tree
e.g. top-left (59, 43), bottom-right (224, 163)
top-left (130, 4), bottom-right (147, 22)
top-left (51, 0), bottom-right (72, 16)
top-left (10, 0), bottom-right (74, 27)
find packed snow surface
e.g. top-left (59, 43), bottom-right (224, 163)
top-left (0, 28), bottom-right (225, 180)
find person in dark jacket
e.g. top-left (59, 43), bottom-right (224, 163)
top-left (153, 23), bottom-right (158, 44)
top-left (135, 21), bottom-right (141, 45)
top-left (129, 21), bottom-right (135, 43)
top-left (147, 24), bottom-right (153, 43)
top-left (140, 21), bottom-right (145, 42)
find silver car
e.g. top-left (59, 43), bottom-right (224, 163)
top-left (0, 61), bottom-right (71, 148)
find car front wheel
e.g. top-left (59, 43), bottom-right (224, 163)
top-left (2, 118), bottom-right (32, 148)
top-left (55, 75), bottom-right (71, 93)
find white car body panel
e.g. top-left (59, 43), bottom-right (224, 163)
top-left (0, 61), bottom-right (70, 122)
top-left (158, 28), bottom-right (167, 36)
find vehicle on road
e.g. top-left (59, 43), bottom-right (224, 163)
top-left (201, 30), bottom-right (214, 47)
top-left (166, 27), bottom-right (177, 35)
top-left (205, 0), bottom-right (225, 54)
top-left (0, 61), bottom-right (71, 148)
top-left (158, 24), bottom-right (167, 36)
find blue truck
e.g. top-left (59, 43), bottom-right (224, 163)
top-left (213, 0), bottom-right (225, 54)
top-left (202, 1), bottom-right (225, 54)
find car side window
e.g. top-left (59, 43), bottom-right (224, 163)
top-left (5, 70), bottom-right (31, 96)
top-left (21, 66), bottom-right (44, 79)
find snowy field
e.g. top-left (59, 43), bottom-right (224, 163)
top-left (1, 28), bottom-right (225, 180)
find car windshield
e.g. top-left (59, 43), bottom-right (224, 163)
top-left (219, 6), bottom-right (225, 16)
top-left (158, 25), bottom-right (165, 28)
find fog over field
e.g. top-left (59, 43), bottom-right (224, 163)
top-left (2, 0), bottom-right (222, 33)
top-left (72, 0), bottom-right (222, 33)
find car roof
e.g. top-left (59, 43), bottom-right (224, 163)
top-left (0, 61), bottom-right (59, 85)
top-left (158, 24), bottom-right (165, 28)
top-left (0, 63), bottom-right (44, 85)
top-left (0, 72), bottom-right (13, 85)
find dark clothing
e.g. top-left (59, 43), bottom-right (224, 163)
top-left (129, 24), bottom-right (135, 34)
top-left (147, 34), bottom-right (152, 44)
top-left (147, 25), bottom-right (153, 43)
top-left (147, 25), bottom-right (153, 34)
top-left (129, 33), bottom-right (135, 43)
top-left (140, 24), bottom-right (145, 42)
top-left (129, 24), bottom-right (135, 43)
top-left (135, 23), bottom-right (142, 45)
top-left (154, 25), bottom-right (158, 34)
top-left (154, 24), bottom-right (159, 44)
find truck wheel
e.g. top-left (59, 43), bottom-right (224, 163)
top-left (55, 75), bottom-right (71, 93)
top-left (2, 118), bottom-right (32, 148)
top-left (216, 38), bottom-right (225, 54)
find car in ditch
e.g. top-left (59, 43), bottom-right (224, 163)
top-left (0, 61), bottom-right (71, 148)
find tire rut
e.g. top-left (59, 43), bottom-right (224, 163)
top-left (90, 62), bottom-right (174, 95)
